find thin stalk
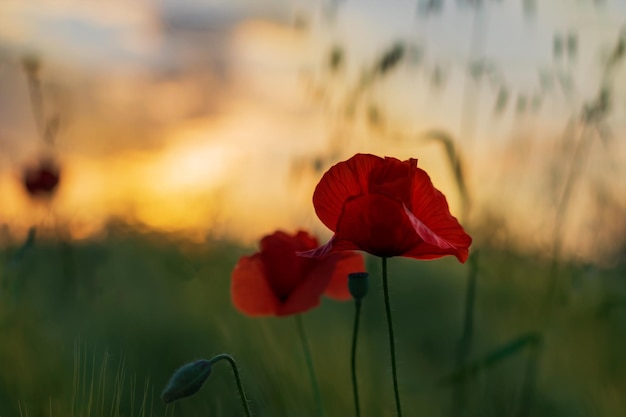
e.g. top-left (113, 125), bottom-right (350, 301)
top-left (458, 6), bottom-right (489, 167)
top-left (544, 31), bottom-right (623, 323)
top-left (24, 62), bottom-right (46, 140)
top-left (517, 341), bottom-right (542, 417)
top-left (351, 300), bottom-right (362, 417)
top-left (208, 354), bottom-right (252, 417)
top-left (23, 57), bottom-right (59, 145)
top-left (451, 251), bottom-right (479, 417)
top-left (296, 314), bottom-right (324, 417)
top-left (544, 124), bottom-right (594, 327)
top-left (382, 257), bottom-right (403, 417)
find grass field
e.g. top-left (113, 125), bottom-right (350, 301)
top-left (1, 225), bottom-right (625, 417)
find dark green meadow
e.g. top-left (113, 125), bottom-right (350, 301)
top-left (1, 227), bottom-right (626, 417)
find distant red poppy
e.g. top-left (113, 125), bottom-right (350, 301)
top-left (301, 153), bottom-right (471, 262)
top-left (231, 230), bottom-right (365, 316)
top-left (23, 158), bottom-right (61, 197)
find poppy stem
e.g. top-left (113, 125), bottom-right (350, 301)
top-left (295, 314), bottom-right (324, 417)
top-left (382, 257), bottom-right (403, 417)
top-left (208, 354), bottom-right (253, 417)
top-left (351, 299), bottom-right (362, 417)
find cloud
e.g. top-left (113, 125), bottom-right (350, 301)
top-left (0, 1), bottom-right (160, 70)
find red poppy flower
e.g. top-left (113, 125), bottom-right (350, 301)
top-left (301, 153), bottom-right (472, 262)
top-left (23, 158), bottom-right (61, 197)
top-left (231, 230), bottom-right (365, 316)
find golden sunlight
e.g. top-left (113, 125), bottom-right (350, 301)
top-left (1, 0), bottom-right (625, 263)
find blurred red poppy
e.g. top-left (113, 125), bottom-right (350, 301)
top-left (302, 153), bottom-right (471, 262)
top-left (231, 230), bottom-right (365, 316)
top-left (23, 158), bottom-right (61, 197)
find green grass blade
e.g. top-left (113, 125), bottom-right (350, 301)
top-left (438, 332), bottom-right (543, 387)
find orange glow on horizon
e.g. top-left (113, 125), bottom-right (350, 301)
top-left (1, 3), bottom-right (625, 265)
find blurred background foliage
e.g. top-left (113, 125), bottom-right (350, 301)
top-left (1, 227), bottom-right (626, 416)
top-left (1, 0), bottom-right (626, 416)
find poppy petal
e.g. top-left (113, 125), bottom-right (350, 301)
top-left (368, 157), bottom-right (416, 204)
top-left (323, 251), bottom-right (366, 300)
top-left (402, 205), bottom-right (471, 262)
top-left (231, 254), bottom-right (279, 316)
top-left (280, 249), bottom-right (365, 314)
top-left (405, 242), bottom-right (470, 263)
top-left (408, 169), bottom-right (472, 261)
top-left (333, 194), bottom-right (421, 257)
top-left (313, 154), bottom-right (383, 231)
top-left (278, 267), bottom-right (333, 316)
top-left (259, 231), bottom-right (314, 300)
top-left (297, 235), bottom-right (361, 258)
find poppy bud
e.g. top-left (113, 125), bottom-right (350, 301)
top-left (348, 272), bottom-right (369, 301)
top-left (23, 158), bottom-right (61, 197)
top-left (161, 359), bottom-right (212, 404)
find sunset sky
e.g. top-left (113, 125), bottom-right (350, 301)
top-left (1, 0), bottom-right (625, 261)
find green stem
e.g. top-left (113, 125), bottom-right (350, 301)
top-left (382, 257), bottom-right (403, 417)
top-left (208, 354), bottom-right (253, 417)
top-left (296, 314), bottom-right (324, 417)
top-left (351, 300), bottom-right (362, 417)
top-left (451, 251), bottom-right (479, 417)
top-left (518, 342), bottom-right (542, 417)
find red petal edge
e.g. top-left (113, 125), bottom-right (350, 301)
top-left (323, 251), bottom-right (366, 300)
top-left (231, 254), bottom-right (279, 316)
top-left (403, 205), bottom-right (471, 263)
top-left (312, 154), bottom-right (382, 232)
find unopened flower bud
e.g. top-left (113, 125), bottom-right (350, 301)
top-left (23, 157), bottom-right (61, 197)
top-left (161, 359), bottom-right (212, 403)
top-left (348, 272), bottom-right (369, 301)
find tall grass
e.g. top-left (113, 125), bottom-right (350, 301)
top-left (69, 341), bottom-right (161, 417)
top-left (1, 230), bottom-right (626, 416)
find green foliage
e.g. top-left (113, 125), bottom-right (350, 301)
top-left (1, 230), bottom-right (626, 416)
top-left (69, 342), bottom-right (157, 417)
top-left (438, 332), bottom-right (542, 387)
